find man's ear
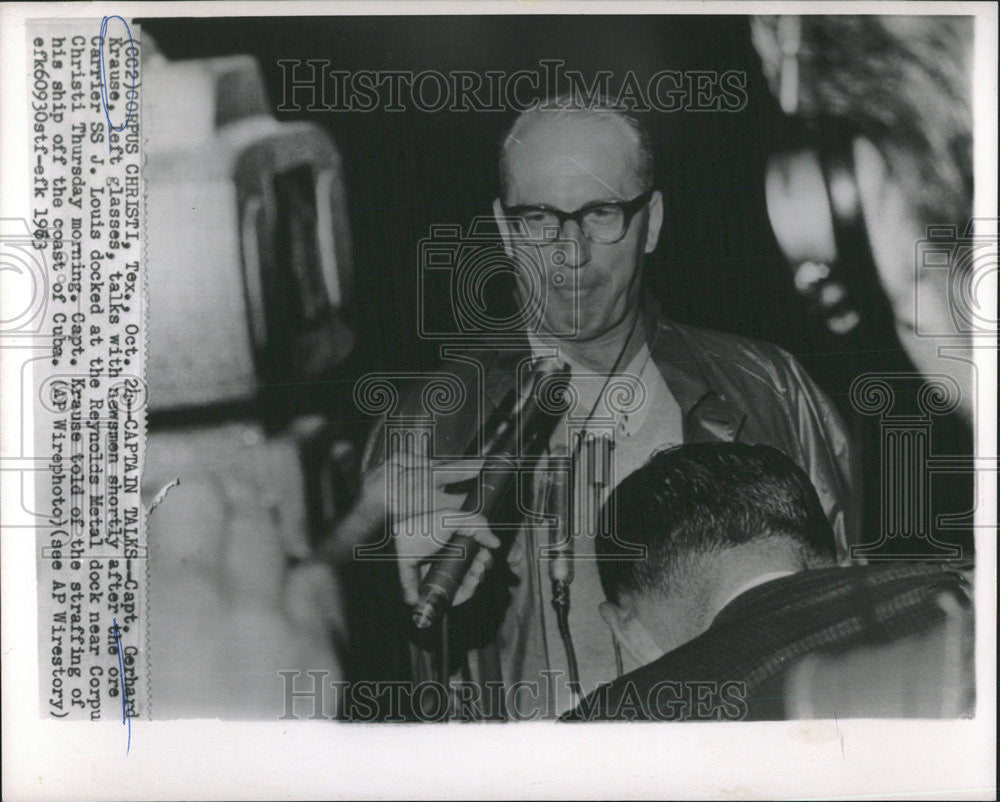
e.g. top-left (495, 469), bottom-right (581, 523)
top-left (644, 190), bottom-right (664, 254)
top-left (493, 198), bottom-right (514, 257)
top-left (599, 600), bottom-right (665, 666)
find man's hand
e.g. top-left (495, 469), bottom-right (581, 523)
top-left (394, 508), bottom-right (500, 608)
top-left (363, 441), bottom-right (502, 608)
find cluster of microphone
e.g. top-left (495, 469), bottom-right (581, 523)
top-left (412, 359), bottom-right (571, 630)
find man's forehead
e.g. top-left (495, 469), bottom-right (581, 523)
top-left (503, 112), bottom-right (644, 203)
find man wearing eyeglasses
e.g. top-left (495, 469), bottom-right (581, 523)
top-left (351, 95), bottom-right (858, 720)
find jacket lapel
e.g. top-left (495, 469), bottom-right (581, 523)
top-left (647, 315), bottom-right (747, 444)
top-left (479, 311), bottom-right (748, 445)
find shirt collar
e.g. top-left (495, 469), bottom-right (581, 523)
top-left (715, 570), bottom-right (798, 619)
top-left (481, 300), bottom-right (747, 445)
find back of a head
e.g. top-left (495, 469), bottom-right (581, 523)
top-left (597, 443), bottom-right (837, 604)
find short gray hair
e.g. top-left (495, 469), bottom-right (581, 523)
top-left (497, 93), bottom-right (656, 201)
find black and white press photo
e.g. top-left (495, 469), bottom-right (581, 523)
top-left (1, 3), bottom-right (996, 800)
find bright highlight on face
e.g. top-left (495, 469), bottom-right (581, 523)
top-left (495, 110), bottom-right (663, 342)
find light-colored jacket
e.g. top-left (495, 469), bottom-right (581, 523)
top-left (360, 312), bottom-right (859, 718)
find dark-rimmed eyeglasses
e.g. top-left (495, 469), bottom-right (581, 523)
top-left (500, 189), bottom-right (654, 244)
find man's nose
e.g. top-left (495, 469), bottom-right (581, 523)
top-left (553, 218), bottom-right (590, 269)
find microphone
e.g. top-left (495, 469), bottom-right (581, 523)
top-left (546, 445), bottom-right (574, 587)
top-left (546, 444), bottom-right (582, 702)
top-left (411, 360), bottom-right (570, 630)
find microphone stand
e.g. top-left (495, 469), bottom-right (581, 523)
top-left (546, 446), bottom-right (582, 706)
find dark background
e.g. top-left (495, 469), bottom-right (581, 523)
top-left (143, 16), bottom-right (834, 382)
top-left (141, 15), bottom-right (974, 689)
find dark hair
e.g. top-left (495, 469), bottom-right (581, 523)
top-left (751, 15), bottom-right (972, 224)
top-left (597, 443), bottom-right (836, 604)
top-left (497, 92), bottom-right (656, 202)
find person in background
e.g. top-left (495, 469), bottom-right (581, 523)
top-left (563, 443), bottom-right (973, 721)
top-left (752, 15), bottom-right (978, 426)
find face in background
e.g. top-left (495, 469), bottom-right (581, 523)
top-left (494, 112), bottom-right (663, 342)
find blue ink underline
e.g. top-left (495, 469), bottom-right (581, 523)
top-left (112, 617), bottom-right (131, 755)
top-left (98, 15), bottom-right (138, 151)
